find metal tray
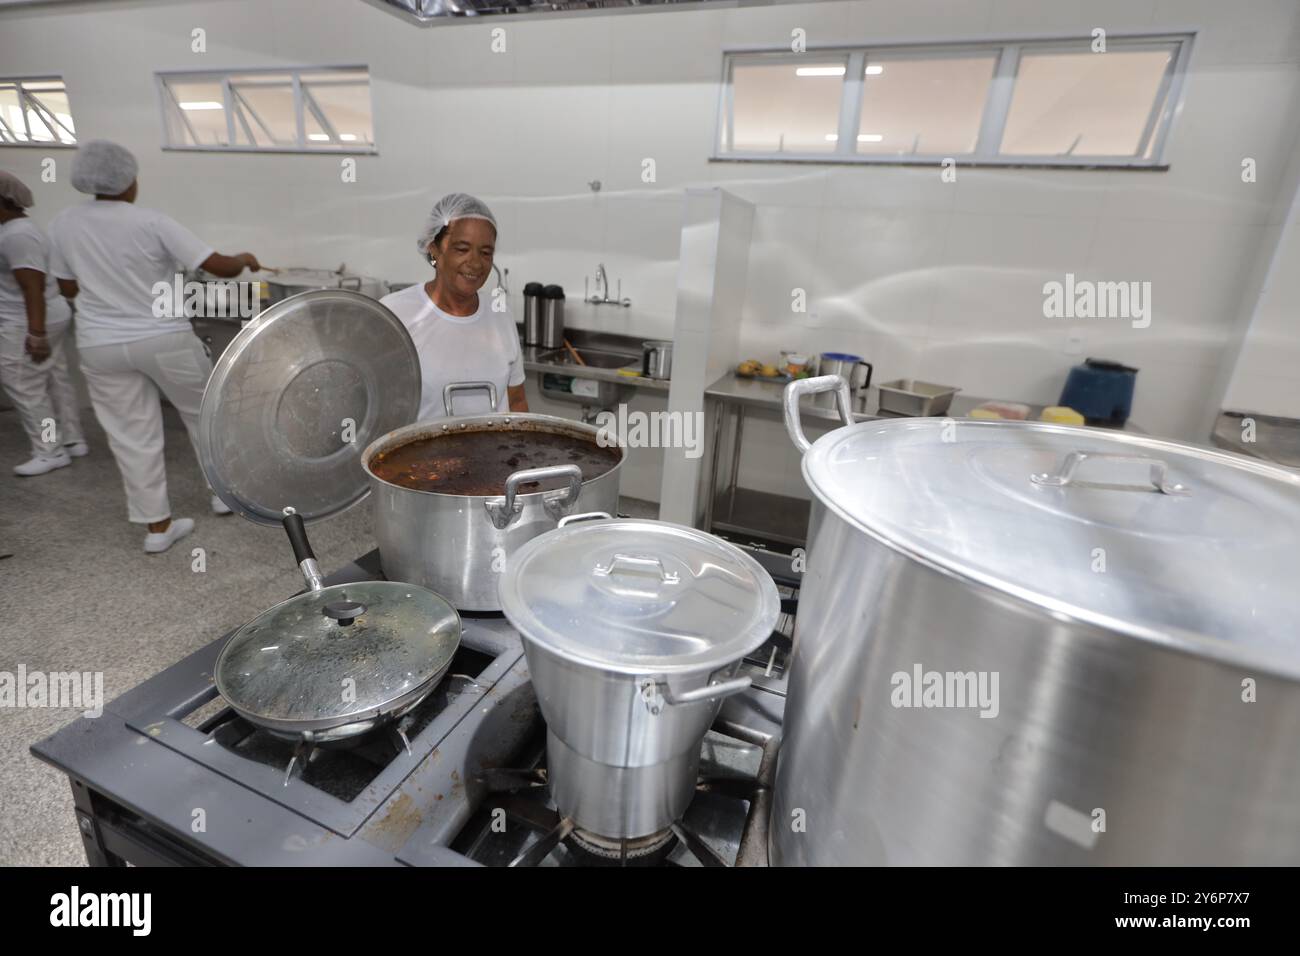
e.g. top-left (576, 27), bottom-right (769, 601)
top-left (877, 379), bottom-right (960, 417)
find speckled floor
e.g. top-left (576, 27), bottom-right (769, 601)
top-left (0, 405), bottom-right (656, 866)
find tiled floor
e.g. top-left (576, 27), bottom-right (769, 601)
top-left (0, 406), bottom-right (657, 866)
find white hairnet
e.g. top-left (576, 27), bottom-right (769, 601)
top-left (0, 170), bottom-right (34, 209)
top-left (71, 140), bottom-right (139, 196)
top-left (416, 192), bottom-right (497, 259)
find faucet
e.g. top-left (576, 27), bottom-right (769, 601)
top-left (585, 262), bottom-right (631, 307)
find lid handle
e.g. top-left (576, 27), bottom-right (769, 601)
top-left (783, 375), bottom-right (853, 455)
top-left (322, 600), bottom-right (366, 626)
top-left (485, 464), bottom-right (583, 530)
top-left (594, 553), bottom-right (680, 584)
top-left (1031, 451), bottom-right (1190, 496)
top-left (442, 380), bottom-right (498, 416)
top-left (558, 511), bottom-right (612, 527)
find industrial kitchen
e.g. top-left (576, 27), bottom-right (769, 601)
top-left (1, 0), bottom-right (1297, 910)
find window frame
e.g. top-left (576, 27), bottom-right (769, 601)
top-left (713, 33), bottom-right (1195, 169)
top-left (155, 65), bottom-right (377, 155)
top-left (0, 76), bottom-right (78, 148)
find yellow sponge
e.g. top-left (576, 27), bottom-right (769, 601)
top-left (1040, 406), bottom-right (1085, 425)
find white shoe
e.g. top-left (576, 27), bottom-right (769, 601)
top-left (14, 450), bottom-right (72, 476)
top-left (143, 517), bottom-right (195, 554)
top-left (210, 494), bottom-right (232, 515)
top-left (63, 441), bottom-right (89, 458)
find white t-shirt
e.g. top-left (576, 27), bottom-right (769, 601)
top-left (379, 283), bottom-right (525, 421)
top-left (0, 218), bottom-right (71, 328)
top-left (47, 200), bottom-right (213, 348)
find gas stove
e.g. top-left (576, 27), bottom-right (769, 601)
top-left (31, 546), bottom-right (794, 867)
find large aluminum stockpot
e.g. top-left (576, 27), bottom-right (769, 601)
top-left (361, 386), bottom-right (624, 612)
top-left (499, 514), bottom-right (780, 839)
top-left (771, 375), bottom-right (1300, 867)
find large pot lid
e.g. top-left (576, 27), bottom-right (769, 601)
top-left (802, 418), bottom-right (1300, 661)
top-left (199, 290), bottom-right (420, 524)
top-left (215, 579), bottom-right (460, 733)
top-left (499, 518), bottom-right (780, 675)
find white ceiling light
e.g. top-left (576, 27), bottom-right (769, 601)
top-left (859, 134), bottom-right (884, 142)
top-left (307, 133), bottom-right (331, 141)
top-left (339, 133), bottom-right (358, 142)
top-left (865, 64), bottom-right (884, 75)
top-left (797, 67), bottom-right (846, 77)
top-left (179, 101), bottom-right (223, 111)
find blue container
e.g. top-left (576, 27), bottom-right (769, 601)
top-left (1058, 359), bottom-right (1138, 426)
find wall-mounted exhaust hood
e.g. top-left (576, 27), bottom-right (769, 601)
top-left (365, 0), bottom-right (755, 24)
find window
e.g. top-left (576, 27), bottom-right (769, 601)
top-left (716, 35), bottom-right (1192, 167)
top-left (0, 77), bottom-right (77, 146)
top-left (157, 67), bottom-right (375, 153)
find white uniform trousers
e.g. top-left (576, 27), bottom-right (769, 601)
top-left (0, 318), bottom-right (85, 456)
top-left (77, 329), bottom-right (211, 524)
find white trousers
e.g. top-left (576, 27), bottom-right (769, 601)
top-left (0, 318), bottom-right (85, 456)
top-left (78, 330), bottom-right (212, 524)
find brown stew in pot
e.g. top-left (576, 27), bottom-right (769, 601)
top-left (370, 429), bottom-right (621, 495)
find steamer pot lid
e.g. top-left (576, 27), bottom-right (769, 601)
top-left (803, 418), bottom-right (1300, 659)
top-left (199, 290), bottom-right (420, 524)
top-left (215, 580), bottom-right (460, 729)
top-left (499, 518), bottom-right (780, 675)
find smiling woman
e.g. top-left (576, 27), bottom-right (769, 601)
top-left (378, 192), bottom-right (528, 422)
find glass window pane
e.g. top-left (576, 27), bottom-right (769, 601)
top-left (999, 46), bottom-right (1175, 157)
top-left (729, 58), bottom-right (847, 154)
top-left (0, 88), bottom-right (26, 142)
top-left (302, 80), bottom-right (374, 147)
top-left (856, 53), bottom-right (996, 155)
top-left (27, 88), bottom-right (75, 143)
top-left (231, 81), bottom-right (295, 146)
top-left (166, 80), bottom-right (229, 146)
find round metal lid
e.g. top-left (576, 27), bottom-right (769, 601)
top-left (215, 580), bottom-right (461, 732)
top-left (802, 418), bottom-right (1300, 662)
top-left (199, 290), bottom-right (420, 524)
top-left (499, 518), bottom-right (780, 675)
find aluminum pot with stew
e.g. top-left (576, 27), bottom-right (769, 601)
top-left (362, 382), bottom-right (625, 611)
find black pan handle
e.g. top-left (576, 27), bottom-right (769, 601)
top-left (282, 507), bottom-right (324, 591)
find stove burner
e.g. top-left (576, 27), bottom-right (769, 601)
top-left (568, 826), bottom-right (676, 863)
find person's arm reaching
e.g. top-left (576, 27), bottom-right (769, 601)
top-left (200, 251), bottom-right (261, 279)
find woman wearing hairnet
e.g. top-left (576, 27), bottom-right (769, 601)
top-left (0, 170), bottom-right (87, 476)
top-left (47, 140), bottom-right (264, 554)
top-left (379, 193), bottom-right (528, 420)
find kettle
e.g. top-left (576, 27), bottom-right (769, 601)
top-left (1058, 358), bottom-right (1138, 426)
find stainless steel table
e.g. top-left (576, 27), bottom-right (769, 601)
top-left (700, 371), bottom-right (1140, 548)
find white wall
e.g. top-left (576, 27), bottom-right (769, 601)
top-left (2, 0), bottom-right (1298, 466)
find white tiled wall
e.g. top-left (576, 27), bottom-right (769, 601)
top-left (2, 0), bottom-right (1298, 491)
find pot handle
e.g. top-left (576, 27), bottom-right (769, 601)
top-left (485, 463), bottom-right (583, 529)
top-left (640, 675), bottom-right (753, 714)
top-left (281, 506), bottom-right (324, 592)
top-left (558, 511), bottom-right (612, 527)
top-left (1031, 451), bottom-right (1190, 496)
top-left (783, 375), bottom-right (854, 454)
top-left (443, 380), bottom-right (499, 416)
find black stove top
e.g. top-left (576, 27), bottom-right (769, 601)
top-left (30, 549), bottom-right (790, 867)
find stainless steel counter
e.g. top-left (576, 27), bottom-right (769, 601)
top-left (702, 371), bottom-right (1143, 549)
top-left (518, 326), bottom-right (671, 393)
top-left (1211, 410), bottom-right (1300, 470)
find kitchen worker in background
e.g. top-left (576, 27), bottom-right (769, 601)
top-left (0, 170), bottom-right (87, 477)
top-left (379, 193), bottom-right (528, 420)
top-left (47, 140), bottom-right (263, 554)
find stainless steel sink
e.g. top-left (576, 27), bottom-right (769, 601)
top-left (538, 347), bottom-right (640, 371)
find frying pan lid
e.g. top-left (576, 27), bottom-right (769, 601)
top-left (215, 579), bottom-right (461, 731)
top-left (199, 289), bottom-right (421, 525)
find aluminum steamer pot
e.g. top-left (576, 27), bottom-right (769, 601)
top-left (771, 375), bottom-right (1300, 866)
top-left (499, 514), bottom-right (780, 840)
top-left (361, 382), bottom-right (624, 612)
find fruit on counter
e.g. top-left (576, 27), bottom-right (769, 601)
top-left (1040, 405), bottom-right (1086, 425)
top-left (738, 359), bottom-right (762, 375)
top-left (761, 363), bottom-right (779, 377)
